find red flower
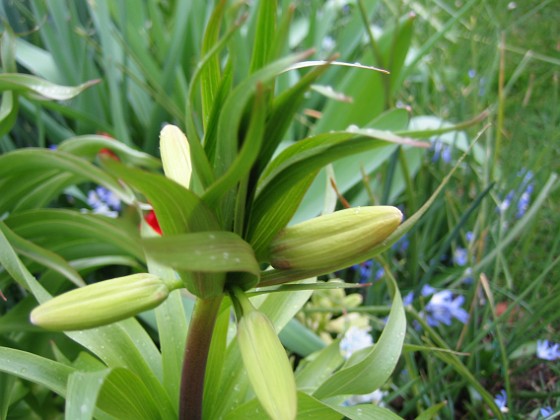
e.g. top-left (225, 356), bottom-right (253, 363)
top-left (98, 148), bottom-right (120, 160)
top-left (96, 132), bottom-right (120, 161)
top-left (144, 210), bottom-right (162, 235)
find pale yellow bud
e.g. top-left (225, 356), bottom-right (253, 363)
top-left (237, 309), bottom-right (297, 420)
top-left (30, 273), bottom-right (182, 331)
top-left (269, 206), bottom-right (402, 271)
top-left (160, 124), bottom-right (192, 188)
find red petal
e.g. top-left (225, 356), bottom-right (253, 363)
top-left (98, 148), bottom-right (120, 161)
top-left (144, 210), bottom-right (162, 235)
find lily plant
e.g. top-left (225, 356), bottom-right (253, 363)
top-left (0, 2), bottom-right (459, 418)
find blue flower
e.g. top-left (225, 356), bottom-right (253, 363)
top-left (431, 139), bottom-right (452, 163)
top-left (453, 247), bottom-right (468, 267)
top-left (87, 186), bottom-right (121, 218)
top-left (423, 289), bottom-right (469, 327)
top-left (536, 340), bottom-right (560, 361)
top-left (403, 291), bottom-right (414, 306)
top-left (392, 234), bottom-right (409, 254)
top-left (541, 406), bottom-right (554, 418)
top-left (494, 389), bottom-right (508, 413)
top-left (497, 169), bottom-right (535, 219)
top-left (497, 191), bottom-right (514, 214)
top-left (421, 284), bottom-right (436, 297)
top-left (340, 326), bottom-right (373, 359)
top-left (516, 183), bottom-right (533, 219)
top-left (352, 260), bottom-right (384, 283)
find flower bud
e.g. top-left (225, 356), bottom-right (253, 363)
top-left (237, 309), bottom-right (297, 420)
top-left (160, 124), bottom-right (191, 188)
top-left (30, 273), bottom-right (182, 331)
top-left (269, 206), bottom-right (402, 271)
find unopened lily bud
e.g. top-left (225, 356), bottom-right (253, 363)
top-left (237, 309), bottom-right (297, 420)
top-left (160, 124), bottom-right (191, 188)
top-left (269, 206), bottom-right (402, 271)
top-left (30, 273), bottom-right (182, 331)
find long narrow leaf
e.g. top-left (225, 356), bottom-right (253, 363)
top-left (0, 73), bottom-right (99, 100)
top-left (313, 274), bottom-right (405, 398)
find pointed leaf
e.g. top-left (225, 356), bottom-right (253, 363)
top-left (1, 222), bottom-right (85, 287)
top-left (249, 131), bottom-right (427, 259)
top-left (58, 135), bottom-right (161, 168)
top-left (0, 73), bottom-right (99, 100)
top-left (0, 148), bottom-right (135, 204)
top-left (101, 158), bottom-right (220, 234)
top-left (0, 347), bottom-right (74, 396)
top-left (143, 231), bottom-right (260, 287)
top-left (313, 274), bottom-right (405, 398)
top-left (5, 209), bottom-right (144, 261)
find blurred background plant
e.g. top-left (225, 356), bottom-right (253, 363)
top-left (0, 0), bottom-right (558, 419)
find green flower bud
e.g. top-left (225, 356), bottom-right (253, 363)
top-left (269, 206), bottom-right (402, 271)
top-left (30, 273), bottom-right (182, 331)
top-left (237, 309), bottom-right (297, 420)
top-left (160, 124), bottom-right (191, 188)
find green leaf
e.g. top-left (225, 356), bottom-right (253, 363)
top-left (13, 38), bottom-right (62, 82)
top-left (1, 222), bottom-right (85, 287)
top-left (249, 0), bottom-right (277, 73)
top-left (58, 135), bottom-right (161, 169)
top-left (199, 0), bottom-right (227, 124)
top-left (0, 346), bottom-right (74, 397)
top-left (5, 209), bottom-right (144, 261)
top-left (208, 281), bottom-right (314, 419)
top-left (202, 83), bottom-right (267, 213)
top-left (312, 13), bottom-right (414, 133)
top-left (0, 148), bottom-right (135, 205)
top-left (313, 274), bottom-right (405, 398)
top-left (296, 340), bottom-right (344, 394)
top-left (142, 231), bottom-right (260, 291)
top-left (415, 401), bottom-right (448, 419)
top-left (0, 90), bottom-right (18, 138)
top-left (0, 73), bottom-right (99, 100)
top-left (214, 50), bottom-right (313, 180)
top-left (0, 165), bottom-right (174, 420)
top-left (331, 403), bottom-right (402, 420)
top-left (0, 297), bottom-right (41, 334)
top-left (249, 131), bottom-right (427, 259)
top-left (293, 109), bottom-right (411, 224)
top-left (259, 140), bottom-right (475, 285)
top-left (87, 0), bottom-right (130, 145)
top-left (226, 391), bottom-right (344, 420)
top-left (66, 369), bottom-right (111, 420)
top-left (5, 171), bottom-right (76, 213)
top-left (96, 368), bottom-right (168, 420)
top-left (0, 220), bottom-right (50, 302)
top-left (140, 221), bottom-right (188, 411)
top-left (101, 158), bottom-right (220, 235)
top-left (256, 60), bottom-right (333, 172)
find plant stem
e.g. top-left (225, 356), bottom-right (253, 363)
top-left (179, 295), bottom-right (223, 420)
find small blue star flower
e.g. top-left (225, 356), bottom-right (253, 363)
top-left (87, 186), bottom-right (121, 218)
top-left (540, 406), bottom-right (554, 418)
top-left (494, 389), bottom-right (508, 413)
top-left (536, 340), bottom-right (560, 361)
top-left (424, 290), bottom-right (469, 326)
top-left (453, 247), bottom-right (468, 267)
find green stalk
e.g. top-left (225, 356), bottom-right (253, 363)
top-left (179, 295), bottom-right (223, 420)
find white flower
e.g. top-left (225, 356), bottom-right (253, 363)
top-left (339, 326), bottom-right (373, 359)
top-left (344, 389), bottom-right (387, 407)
